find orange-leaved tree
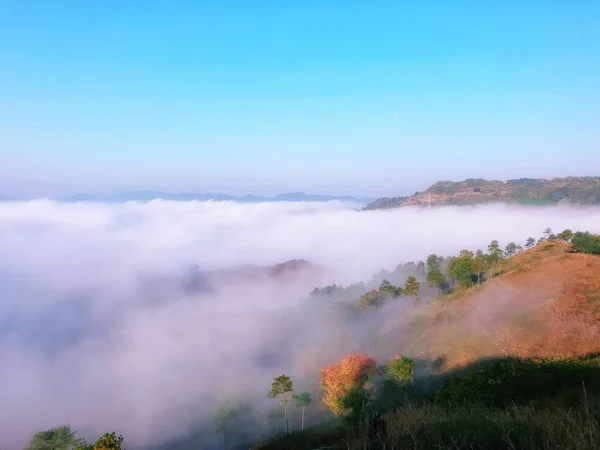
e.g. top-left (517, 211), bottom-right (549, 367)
top-left (320, 353), bottom-right (378, 416)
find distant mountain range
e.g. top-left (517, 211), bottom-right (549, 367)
top-left (363, 176), bottom-right (600, 210)
top-left (0, 191), bottom-right (374, 204)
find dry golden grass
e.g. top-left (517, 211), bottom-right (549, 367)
top-left (399, 241), bottom-right (600, 370)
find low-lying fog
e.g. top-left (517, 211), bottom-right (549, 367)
top-left (1, 200), bottom-right (600, 449)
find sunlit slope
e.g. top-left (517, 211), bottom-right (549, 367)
top-left (401, 241), bottom-right (600, 370)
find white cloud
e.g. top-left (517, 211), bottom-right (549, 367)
top-left (1, 200), bottom-right (600, 448)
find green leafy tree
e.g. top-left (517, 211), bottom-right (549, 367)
top-left (380, 279), bottom-right (397, 292)
top-left (339, 385), bottom-right (369, 425)
top-left (472, 250), bottom-right (485, 284)
top-left (452, 250), bottom-right (475, 288)
top-left (403, 276), bottom-right (420, 301)
top-left (542, 227), bottom-right (558, 241)
top-left (525, 237), bottom-right (536, 249)
top-left (386, 355), bottom-right (416, 385)
top-left (267, 375), bottom-right (294, 434)
top-left (487, 240), bottom-right (503, 260)
top-left (425, 254), bottom-right (443, 299)
top-left (504, 242), bottom-right (519, 257)
top-left (357, 289), bottom-right (383, 309)
top-left (571, 231), bottom-right (600, 255)
top-left (486, 240), bottom-right (504, 278)
top-left (445, 256), bottom-right (459, 288)
top-left (425, 268), bottom-right (443, 299)
top-left (89, 432), bottom-right (124, 450)
top-left (378, 279), bottom-right (399, 320)
top-left (378, 279), bottom-right (398, 302)
top-left (292, 392), bottom-right (312, 431)
top-left (25, 425), bottom-right (80, 450)
top-left (557, 229), bottom-right (574, 242)
top-left (425, 254), bottom-right (440, 272)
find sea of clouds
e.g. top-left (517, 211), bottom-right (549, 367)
top-left (2, 199), bottom-right (600, 449)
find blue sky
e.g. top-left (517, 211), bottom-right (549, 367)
top-left (1, 1), bottom-right (599, 197)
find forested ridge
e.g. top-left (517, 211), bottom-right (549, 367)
top-left (364, 176), bottom-right (600, 210)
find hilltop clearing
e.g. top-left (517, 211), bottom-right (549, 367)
top-left (364, 176), bottom-right (600, 209)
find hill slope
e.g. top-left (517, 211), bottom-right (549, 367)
top-left (251, 241), bottom-right (600, 449)
top-left (364, 176), bottom-right (600, 209)
top-left (399, 241), bottom-right (600, 370)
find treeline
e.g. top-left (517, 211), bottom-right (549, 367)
top-left (310, 228), bottom-right (594, 310)
top-left (210, 353), bottom-right (418, 447)
top-left (23, 427), bottom-right (124, 450)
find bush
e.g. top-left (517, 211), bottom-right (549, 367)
top-left (435, 356), bottom-right (600, 408)
top-left (571, 232), bottom-right (600, 255)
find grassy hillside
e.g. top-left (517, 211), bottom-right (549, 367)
top-left (251, 237), bottom-right (600, 450)
top-left (363, 176), bottom-right (600, 209)
top-left (401, 240), bottom-right (600, 368)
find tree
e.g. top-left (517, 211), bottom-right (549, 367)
top-left (487, 240), bottom-right (503, 260)
top-left (357, 289), bottom-right (383, 309)
top-left (557, 229), bottom-right (574, 242)
top-left (386, 355), bottom-right (416, 385)
top-left (571, 231), bottom-right (600, 255)
top-left (543, 227), bottom-right (556, 241)
top-left (426, 254), bottom-right (440, 271)
top-left (25, 428), bottom-right (124, 450)
top-left (292, 392), bottom-right (312, 431)
top-left (425, 268), bottom-right (443, 300)
top-left (445, 256), bottom-right (459, 288)
top-left (425, 254), bottom-right (443, 299)
top-left (25, 425), bottom-right (80, 450)
top-left (504, 242), bottom-right (519, 258)
top-left (486, 240), bottom-right (504, 278)
top-left (89, 433), bottom-right (124, 450)
top-left (525, 237), bottom-right (536, 249)
top-left (378, 279), bottom-right (399, 320)
top-left (320, 354), bottom-right (378, 416)
top-left (453, 250), bottom-right (475, 288)
top-left (267, 375), bottom-right (294, 434)
top-left (403, 276), bottom-right (420, 301)
top-left (472, 250), bottom-right (485, 284)
top-left (379, 279), bottom-right (397, 298)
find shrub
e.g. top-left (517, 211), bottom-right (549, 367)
top-left (571, 231), bottom-right (600, 255)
